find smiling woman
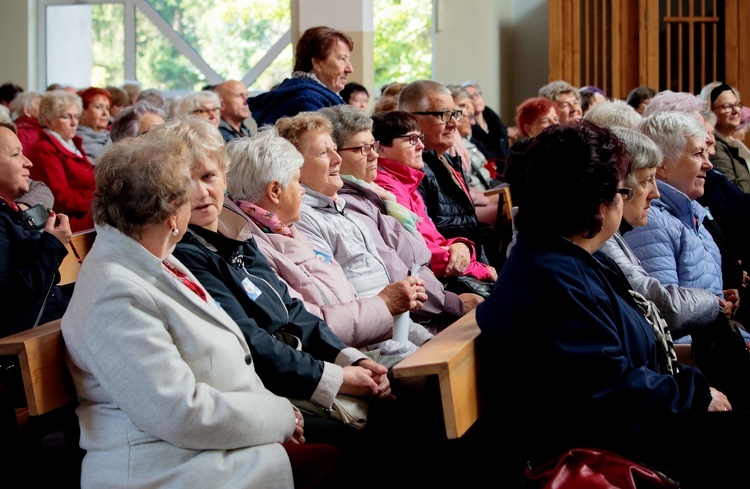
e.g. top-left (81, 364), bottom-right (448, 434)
top-left (247, 26), bottom-right (352, 128)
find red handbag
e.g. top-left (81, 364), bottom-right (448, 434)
top-left (524, 447), bottom-right (680, 489)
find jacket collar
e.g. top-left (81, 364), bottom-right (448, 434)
top-left (652, 180), bottom-right (706, 230)
top-left (376, 157), bottom-right (424, 191)
top-left (300, 185), bottom-right (346, 213)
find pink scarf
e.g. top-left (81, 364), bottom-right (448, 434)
top-left (234, 199), bottom-right (292, 237)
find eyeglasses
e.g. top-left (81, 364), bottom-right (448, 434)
top-left (338, 141), bottom-right (381, 157)
top-left (393, 133), bottom-right (425, 146)
top-left (616, 187), bottom-right (633, 200)
top-left (689, 148), bottom-right (710, 160)
top-left (57, 113), bottom-right (80, 122)
top-left (412, 110), bottom-right (463, 122)
top-left (711, 101), bottom-right (743, 112)
top-left (192, 107), bottom-right (221, 117)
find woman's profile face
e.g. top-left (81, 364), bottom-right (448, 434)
top-left (338, 130), bottom-right (379, 183)
top-left (712, 89), bottom-right (742, 134)
top-left (276, 168), bottom-right (305, 226)
top-left (0, 127), bottom-right (32, 201)
top-left (380, 130), bottom-right (424, 170)
top-left (658, 136), bottom-right (711, 201)
top-left (312, 40), bottom-right (353, 93)
top-left (622, 167), bottom-right (659, 228)
top-left (189, 157), bottom-right (226, 231)
top-left (79, 95), bottom-right (111, 132)
top-left (47, 104), bottom-right (80, 141)
top-left (299, 130), bottom-right (343, 197)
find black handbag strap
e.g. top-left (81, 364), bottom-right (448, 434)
top-left (33, 275), bottom-right (56, 328)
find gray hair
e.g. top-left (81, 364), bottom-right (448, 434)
top-left (538, 80), bottom-right (580, 103)
top-left (225, 126), bottom-right (304, 203)
top-left (397, 80), bottom-right (450, 112)
top-left (317, 104), bottom-right (373, 148)
top-left (11, 91), bottom-right (42, 119)
top-left (110, 102), bottom-right (167, 142)
top-left (641, 90), bottom-right (705, 118)
top-left (174, 90), bottom-right (221, 119)
top-left (611, 126), bottom-right (663, 188)
top-left (583, 100), bottom-right (641, 128)
top-left (460, 80), bottom-right (481, 91)
top-left (154, 116), bottom-right (227, 173)
top-left (637, 111), bottom-right (707, 162)
top-left (38, 90), bottom-right (82, 127)
top-left (446, 84), bottom-right (471, 102)
top-left (0, 106), bottom-right (11, 124)
top-left (136, 88), bottom-right (166, 109)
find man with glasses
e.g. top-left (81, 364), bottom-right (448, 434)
top-left (214, 80), bottom-right (252, 144)
top-left (538, 80), bottom-right (583, 123)
top-left (398, 80), bottom-right (497, 285)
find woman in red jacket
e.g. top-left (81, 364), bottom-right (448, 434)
top-left (28, 90), bottom-right (95, 232)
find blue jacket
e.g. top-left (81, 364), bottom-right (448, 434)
top-left (0, 199), bottom-right (69, 336)
top-left (623, 180), bottom-right (724, 296)
top-left (173, 224), bottom-right (365, 407)
top-left (477, 233), bottom-right (711, 459)
top-left (247, 77), bottom-right (343, 128)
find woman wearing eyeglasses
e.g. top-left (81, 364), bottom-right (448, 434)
top-left (174, 90), bottom-right (222, 128)
top-left (319, 104), bottom-right (481, 330)
top-left (28, 89), bottom-right (95, 231)
top-left (371, 110), bottom-right (497, 295)
top-left (699, 81), bottom-right (750, 194)
top-left (276, 111), bottom-right (430, 366)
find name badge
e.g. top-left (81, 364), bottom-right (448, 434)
top-left (241, 277), bottom-right (262, 301)
top-left (313, 249), bottom-right (332, 264)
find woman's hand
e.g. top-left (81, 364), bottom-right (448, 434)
top-left (707, 387), bottom-right (732, 412)
top-left (339, 361), bottom-right (394, 400)
top-left (44, 212), bottom-right (72, 246)
top-left (377, 277), bottom-right (426, 315)
top-left (459, 293), bottom-right (484, 313)
top-left (722, 289), bottom-right (740, 317)
top-left (443, 242), bottom-right (471, 276)
top-left (289, 408), bottom-right (305, 444)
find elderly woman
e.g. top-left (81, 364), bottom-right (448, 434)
top-left (173, 90), bottom-right (221, 128)
top-left (11, 91), bottom-right (43, 154)
top-left (109, 102), bottom-right (166, 142)
top-left (167, 118), bottom-right (392, 418)
top-left (478, 120), bottom-right (750, 488)
top-left (320, 105), bottom-right (482, 324)
top-left (0, 121), bottom-right (71, 336)
top-left (699, 82), bottom-right (750, 193)
top-left (222, 128), bottom-right (426, 351)
top-left (371, 110), bottom-right (496, 295)
top-left (460, 80), bottom-right (513, 161)
top-left (75, 87), bottom-right (112, 163)
top-left (62, 121), bottom-right (343, 489)
top-left (275, 112), bottom-right (437, 356)
top-left (503, 97), bottom-right (559, 206)
top-left (248, 26), bottom-right (352, 127)
top-left (28, 90), bottom-right (95, 232)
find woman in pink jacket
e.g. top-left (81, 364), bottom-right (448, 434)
top-left (372, 110), bottom-right (497, 284)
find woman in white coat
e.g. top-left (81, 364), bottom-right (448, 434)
top-left (61, 124), bottom-right (343, 489)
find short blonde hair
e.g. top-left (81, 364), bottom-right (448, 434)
top-left (92, 131), bottom-right (192, 238)
top-left (155, 116), bottom-right (228, 173)
top-left (275, 112), bottom-right (333, 154)
top-left (174, 90), bottom-right (221, 119)
top-left (38, 90), bottom-right (82, 127)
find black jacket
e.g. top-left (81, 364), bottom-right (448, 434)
top-left (418, 150), bottom-right (488, 264)
top-left (0, 199), bottom-right (69, 336)
top-left (173, 224), bottom-right (350, 401)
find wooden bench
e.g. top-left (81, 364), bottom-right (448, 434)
top-left (392, 309), bottom-right (481, 440)
top-left (58, 229), bottom-right (96, 286)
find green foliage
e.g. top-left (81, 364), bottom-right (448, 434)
top-left (88, 0), bottom-right (432, 93)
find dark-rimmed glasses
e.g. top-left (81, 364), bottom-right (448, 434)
top-left (616, 187), bottom-right (633, 200)
top-left (711, 101), bottom-right (743, 112)
top-left (412, 110), bottom-right (463, 122)
top-left (338, 141), bottom-right (381, 157)
top-left (393, 133), bottom-right (425, 146)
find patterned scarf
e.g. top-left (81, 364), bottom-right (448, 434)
top-left (340, 174), bottom-right (421, 234)
top-left (234, 199), bottom-right (292, 237)
top-left (630, 290), bottom-right (679, 375)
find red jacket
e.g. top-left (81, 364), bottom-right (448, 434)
top-left (15, 115), bottom-right (42, 156)
top-left (28, 131), bottom-right (95, 232)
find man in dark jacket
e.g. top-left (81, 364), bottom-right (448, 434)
top-left (397, 80), bottom-right (497, 273)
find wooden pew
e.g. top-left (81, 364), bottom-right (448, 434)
top-left (0, 319), bottom-right (74, 418)
top-left (484, 182), bottom-right (513, 223)
top-left (392, 309), bottom-right (481, 440)
top-left (58, 229), bottom-right (96, 286)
